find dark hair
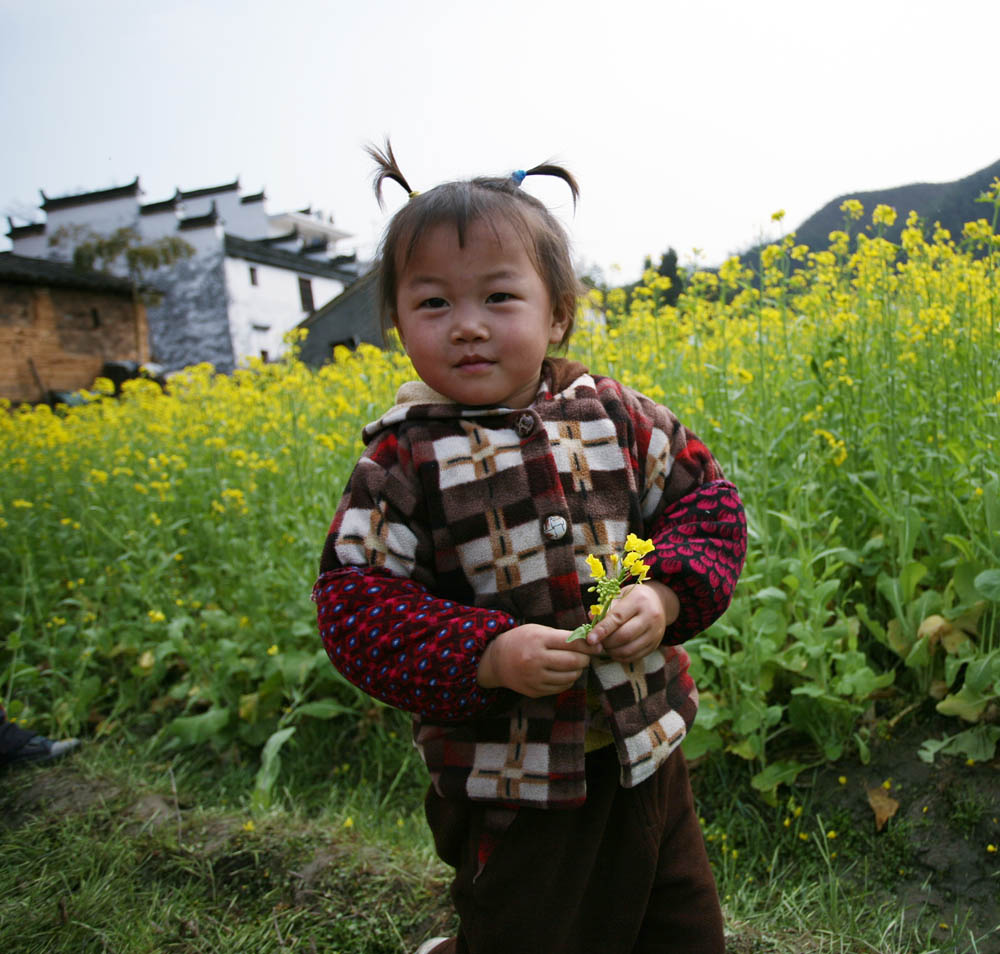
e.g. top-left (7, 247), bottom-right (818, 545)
top-left (366, 140), bottom-right (583, 347)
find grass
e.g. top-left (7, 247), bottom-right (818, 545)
top-left (2, 725), bottom-right (452, 954)
top-left (4, 729), bottom-right (998, 954)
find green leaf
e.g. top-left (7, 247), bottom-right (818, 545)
top-left (919, 725), bottom-right (1000, 763)
top-left (754, 587), bottom-right (787, 603)
top-left (949, 725), bottom-right (1000, 762)
top-left (167, 706), bottom-right (232, 745)
top-left (936, 685), bottom-right (991, 722)
top-left (973, 569), bottom-right (1000, 602)
top-left (294, 700), bottom-right (356, 720)
top-left (900, 561), bottom-right (928, 601)
top-left (726, 736), bottom-right (762, 761)
top-left (751, 760), bottom-right (806, 799)
top-left (814, 579), bottom-right (841, 606)
top-left (681, 723), bottom-right (723, 760)
top-left (251, 726), bottom-right (296, 812)
top-left (904, 635), bottom-right (932, 670)
top-left (855, 603), bottom-right (886, 644)
top-left (952, 561), bottom-right (987, 606)
top-left (963, 651), bottom-right (1000, 693)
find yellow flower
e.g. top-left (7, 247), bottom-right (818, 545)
top-left (840, 198), bottom-right (864, 220)
top-left (147, 609), bottom-right (166, 623)
top-left (624, 534), bottom-right (654, 556)
top-left (630, 562), bottom-right (651, 583)
top-left (585, 554), bottom-right (605, 580)
top-left (872, 204), bottom-right (897, 227)
top-left (242, 820), bottom-right (256, 832)
top-left (266, 644), bottom-right (279, 656)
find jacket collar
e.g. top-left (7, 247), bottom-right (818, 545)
top-left (362, 357), bottom-right (591, 444)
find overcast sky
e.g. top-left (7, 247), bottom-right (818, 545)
top-left (2, 0), bottom-right (998, 281)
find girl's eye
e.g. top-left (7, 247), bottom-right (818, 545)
top-left (419, 297), bottom-right (448, 309)
top-left (486, 292), bottom-right (514, 304)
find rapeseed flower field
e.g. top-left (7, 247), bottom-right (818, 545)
top-left (2, 193), bottom-right (999, 798)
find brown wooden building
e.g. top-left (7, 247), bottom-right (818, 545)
top-left (0, 252), bottom-right (150, 403)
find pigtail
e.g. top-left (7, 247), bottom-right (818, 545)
top-left (519, 163), bottom-right (580, 209)
top-left (366, 139), bottom-right (415, 208)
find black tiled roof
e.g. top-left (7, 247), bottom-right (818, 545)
top-left (240, 190), bottom-right (266, 204)
top-left (223, 234), bottom-right (357, 282)
top-left (40, 177), bottom-right (141, 212)
top-left (140, 193), bottom-right (181, 215)
top-left (178, 202), bottom-right (219, 231)
top-left (6, 217), bottom-right (46, 239)
top-left (179, 179), bottom-right (239, 200)
top-left (0, 252), bottom-right (136, 295)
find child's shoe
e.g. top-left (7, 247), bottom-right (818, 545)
top-left (414, 938), bottom-right (452, 954)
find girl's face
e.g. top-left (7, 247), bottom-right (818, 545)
top-left (393, 217), bottom-right (569, 408)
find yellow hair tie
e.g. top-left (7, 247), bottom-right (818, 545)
top-left (408, 190), bottom-right (420, 199)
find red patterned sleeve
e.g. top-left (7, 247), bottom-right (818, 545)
top-left (313, 566), bottom-right (516, 722)
top-left (610, 380), bottom-right (747, 639)
top-left (646, 475), bottom-right (746, 643)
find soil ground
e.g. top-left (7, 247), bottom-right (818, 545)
top-left (799, 713), bottom-right (1000, 946)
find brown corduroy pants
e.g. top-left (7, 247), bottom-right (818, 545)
top-left (424, 745), bottom-right (725, 954)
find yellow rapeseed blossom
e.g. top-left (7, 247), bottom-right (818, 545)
top-left (840, 198), bottom-right (864, 220)
top-left (585, 554), bottom-right (605, 579)
top-left (872, 204), bottom-right (897, 227)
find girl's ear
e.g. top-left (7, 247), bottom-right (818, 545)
top-left (391, 310), bottom-right (406, 347)
top-left (548, 297), bottom-right (573, 345)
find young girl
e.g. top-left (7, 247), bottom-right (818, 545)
top-left (313, 143), bottom-right (747, 954)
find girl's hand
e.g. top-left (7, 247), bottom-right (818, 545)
top-left (477, 624), bottom-right (602, 697)
top-left (586, 581), bottom-right (679, 664)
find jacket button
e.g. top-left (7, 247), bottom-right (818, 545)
top-left (516, 413), bottom-right (535, 437)
top-left (542, 515), bottom-right (567, 540)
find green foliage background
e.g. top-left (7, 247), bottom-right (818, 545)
top-left (2, 192), bottom-right (1000, 806)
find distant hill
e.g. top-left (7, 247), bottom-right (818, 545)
top-left (756, 157), bottom-right (1000, 259)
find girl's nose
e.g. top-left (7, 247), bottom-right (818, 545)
top-left (450, 306), bottom-right (489, 342)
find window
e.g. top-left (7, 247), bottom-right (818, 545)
top-left (298, 276), bottom-right (314, 312)
top-left (249, 266), bottom-right (258, 286)
top-left (91, 308), bottom-right (101, 328)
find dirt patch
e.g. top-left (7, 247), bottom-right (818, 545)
top-left (805, 711), bottom-right (1000, 943)
top-left (0, 766), bottom-right (120, 831)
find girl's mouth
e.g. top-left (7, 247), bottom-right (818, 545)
top-left (456, 355), bottom-right (494, 370)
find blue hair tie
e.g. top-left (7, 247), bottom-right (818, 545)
top-left (512, 169), bottom-right (526, 185)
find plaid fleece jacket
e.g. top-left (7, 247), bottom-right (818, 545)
top-left (313, 359), bottom-right (746, 808)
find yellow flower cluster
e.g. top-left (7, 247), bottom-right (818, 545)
top-left (569, 535), bottom-right (655, 642)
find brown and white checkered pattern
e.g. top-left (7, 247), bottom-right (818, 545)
top-left (323, 361), bottom-right (732, 807)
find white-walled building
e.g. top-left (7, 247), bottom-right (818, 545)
top-left (5, 177), bottom-right (362, 372)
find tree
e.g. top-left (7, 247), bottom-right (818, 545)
top-left (48, 225), bottom-right (194, 304)
top-left (640, 248), bottom-right (683, 306)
